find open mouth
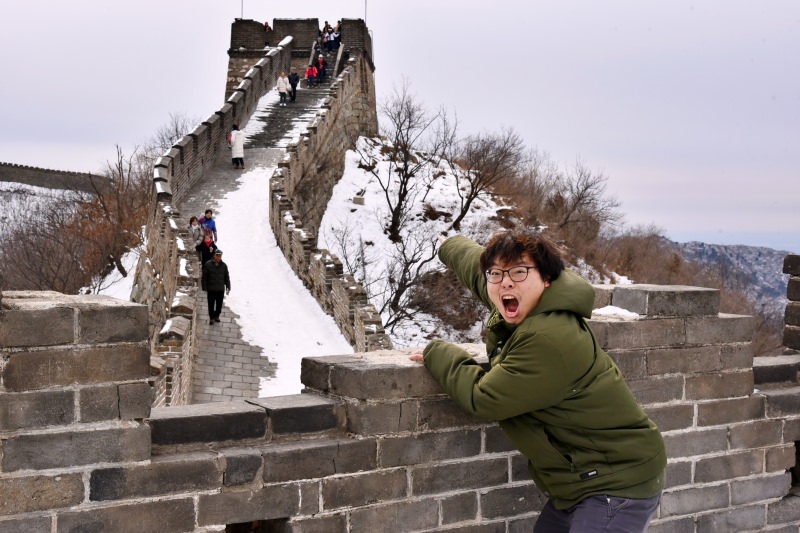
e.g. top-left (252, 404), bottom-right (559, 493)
top-left (502, 296), bottom-right (520, 316)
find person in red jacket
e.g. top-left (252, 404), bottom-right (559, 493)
top-left (315, 54), bottom-right (327, 83)
top-left (305, 64), bottom-right (318, 88)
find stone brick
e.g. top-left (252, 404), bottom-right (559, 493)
top-left (695, 450), bottom-right (763, 483)
top-left (509, 516), bottom-right (538, 533)
top-left (300, 355), bottom-right (364, 392)
top-left (0, 389), bottom-right (74, 430)
top-left (441, 492), bottom-right (478, 524)
top-left (248, 393), bottom-right (343, 435)
top-left (646, 517), bottom-right (696, 533)
top-left (753, 354), bottom-right (800, 386)
top-left (481, 482), bottom-right (546, 518)
top-left (659, 484), bottom-right (729, 517)
top-left (0, 305), bottom-right (73, 347)
top-left (118, 381), bottom-right (152, 419)
top-left (686, 314), bottom-right (754, 344)
top-left (349, 498), bottom-right (439, 533)
top-left (0, 517), bottom-right (51, 533)
top-left (686, 371), bottom-right (754, 400)
top-left (731, 473), bottom-right (792, 505)
top-left (379, 429), bottom-right (482, 467)
top-left (720, 342), bottom-right (754, 371)
top-left (412, 457), bottom-right (508, 495)
top-left (76, 298), bottom-right (148, 343)
top-left (2, 425), bottom-right (150, 471)
top-left (198, 484), bottom-right (299, 526)
top-left (787, 276), bottom-right (800, 301)
top-left (611, 284), bottom-right (719, 317)
top-left (327, 359), bottom-right (443, 400)
top-left (90, 452), bottom-right (221, 500)
top-left (0, 473), bottom-right (83, 514)
top-left (665, 461), bottom-right (693, 488)
top-left (784, 325), bottom-right (800, 351)
top-left (697, 396), bottom-right (766, 427)
top-left (764, 386), bottom-right (800, 417)
top-left (3, 345), bottom-right (150, 391)
top-left (647, 345), bottom-right (724, 375)
top-left (299, 480), bottom-right (320, 515)
top-left (785, 302), bottom-right (800, 326)
top-left (784, 255), bottom-right (800, 276)
top-left (290, 514), bottom-right (347, 533)
top-left (645, 403), bottom-right (694, 432)
top-left (606, 349), bottom-right (647, 380)
top-left (729, 419), bottom-right (783, 450)
top-left (588, 318), bottom-right (686, 351)
top-left (322, 469), bottom-right (407, 509)
top-left (262, 438), bottom-right (376, 482)
top-left (768, 493), bottom-right (800, 525)
top-left (79, 384), bottom-right (119, 422)
top-left (766, 444), bottom-right (797, 472)
top-left (663, 428), bottom-right (727, 458)
top-left (417, 396), bottom-right (485, 430)
top-left (346, 400), bottom-right (416, 435)
top-left (695, 505), bottom-right (767, 533)
top-left (221, 448), bottom-right (263, 486)
top-left (149, 401), bottom-right (267, 446)
top-left (784, 416), bottom-right (800, 441)
top-left (511, 453), bottom-right (532, 482)
top-left (57, 498), bottom-right (195, 533)
top-left (627, 375), bottom-right (684, 405)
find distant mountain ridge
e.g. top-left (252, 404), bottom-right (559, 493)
top-left (672, 240), bottom-right (790, 318)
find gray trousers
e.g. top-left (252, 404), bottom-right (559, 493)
top-left (533, 493), bottom-right (661, 533)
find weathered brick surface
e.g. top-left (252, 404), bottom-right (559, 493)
top-left (2, 425), bottom-right (150, 471)
top-left (149, 401), bottom-right (268, 446)
top-left (768, 494), bottom-right (800, 526)
top-left (0, 389), bottom-right (74, 429)
top-left (328, 360), bottom-right (441, 400)
top-left (784, 254), bottom-right (800, 276)
top-left (627, 375), bottom-right (684, 404)
top-left (0, 474), bottom-right (83, 514)
top-left (766, 443), bottom-right (797, 472)
top-left (787, 276), bottom-right (800, 300)
top-left (348, 498), bottom-right (439, 533)
top-left (379, 429), bottom-right (482, 467)
top-left (763, 386), bottom-right (800, 417)
top-left (685, 370), bottom-right (754, 400)
top-left (589, 318), bottom-right (686, 350)
top-left (412, 457), bottom-right (508, 495)
top-left (417, 396), bottom-right (485, 430)
top-left (480, 483), bottom-right (546, 518)
top-left (441, 492), bottom-right (479, 524)
top-left (290, 514), bottom-right (347, 533)
top-left (57, 498), bottom-right (196, 533)
top-left (118, 381), bottom-right (152, 419)
top-left (729, 419), bottom-right (783, 449)
top-left (0, 305), bottom-right (73, 347)
top-left (665, 461), bottom-right (693, 488)
top-left (694, 450), bottom-right (763, 482)
top-left (197, 484), bottom-right (300, 526)
top-left (731, 473), bottom-right (792, 506)
top-left (646, 345), bottom-right (725, 375)
top-left (220, 448), bottom-right (263, 486)
top-left (648, 517), bottom-right (696, 533)
top-left (485, 425), bottom-right (516, 453)
top-left (694, 505), bottom-right (767, 533)
top-left (322, 469), bottom-right (407, 509)
top-left (76, 298), bottom-right (148, 343)
top-left (611, 284), bottom-right (719, 317)
top-left (785, 301), bottom-right (800, 326)
top-left (90, 452), bottom-right (222, 500)
top-left (646, 403), bottom-right (694, 432)
top-left (79, 385), bottom-right (119, 422)
top-left (0, 516), bottom-right (51, 533)
top-left (249, 394), bottom-right (342, 434)
top-left (3, 345), bottom-right (150, 391)
top-left (663, 428), bottom-right (728, 458)
top-left (697, 395), bottom-right (765, 426)
top-left (606, 349), bottom-right (647, 379)
top-left (686, 314), bottom-right (755, 344)
top-left (262, 438), bottom-right (376, 482)
top-left (659, 484), bottom-right (729, 516)
top-left (346, 400), bottom-right (416, 435)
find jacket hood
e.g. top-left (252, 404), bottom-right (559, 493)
top-left (532, 269), bottom-right (595, 319)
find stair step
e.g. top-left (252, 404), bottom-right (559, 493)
top-left (759, 384), bottom-right (800, 417)
top-left (753, 354), bottom-right (800, 386)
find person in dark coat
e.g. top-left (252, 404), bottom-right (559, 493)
top-left (197, 233), bottom-right (218, 268)
top-left (201, 249), bottom-right (230, 325)
top-left (288, 67), bottom-right (300, 102)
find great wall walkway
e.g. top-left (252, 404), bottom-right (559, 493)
top-left (178, 72), bottom-right (353, 403)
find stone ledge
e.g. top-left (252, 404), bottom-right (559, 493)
top-left (611, 284), bottom-right (720, 317)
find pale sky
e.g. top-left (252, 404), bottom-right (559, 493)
top-left (1, 1), bottom-right (798, 252)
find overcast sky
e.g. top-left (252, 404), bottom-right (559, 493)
top-left (1, 1), bottom-right (798, 252)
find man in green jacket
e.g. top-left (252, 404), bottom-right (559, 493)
top-left (411, 228), bottom-right (666, 532)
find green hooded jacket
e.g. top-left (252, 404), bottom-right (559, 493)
top-left (422, 236), bottom-right (666, 509)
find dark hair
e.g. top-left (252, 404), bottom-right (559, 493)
top-left (205, 209), bottom-right (213, 216)
top-left (480, 228), bottom-right (564, 283)
top-left (189, 216), bottom-right (198, 224)
top-left (232, 124), bottom-right (239, 130)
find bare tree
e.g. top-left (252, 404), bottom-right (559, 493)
top-left (355, 79), bottom-right (456, 243)
top-left (448, 127), bottom-right (525, 230)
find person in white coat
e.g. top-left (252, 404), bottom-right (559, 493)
top-left (228, 125), bottom-right (245, 169)
top-left (276, 71), bottom-right (291, 107)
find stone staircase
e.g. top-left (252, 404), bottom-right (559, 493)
top-left (755, 353), bottom-right (800, 416)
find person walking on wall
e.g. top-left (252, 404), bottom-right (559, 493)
top-left (411, 227), bottom-right (666, 533)
top-left (198, 209), bottom-right (217, 242)
top-left (188, 216), bottom-right (204, 262)
top-left (305, 64), bottom-right (317, 88)
top-left (288, 67), bottom-right (300, 102)
top-left (228, 124), bottom-right (245, 169)
top-left (201, 249), bottom-right (230, 325)
top-left (197, 232), bottom-right (218, 266)
top-left (315, 54), bottom-right (327, 83)
top-left (277, 70), bottom-right (291, 107)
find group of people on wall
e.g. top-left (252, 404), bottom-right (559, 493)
top-left (189, 209), bottom-right (230, 326)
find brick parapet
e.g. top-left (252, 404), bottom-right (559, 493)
top-left (1, 287), bottom-right (799, 529)
top-left (783, 254), bottom-right (800, 351)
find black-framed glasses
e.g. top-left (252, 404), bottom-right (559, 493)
top-left (485, 266), bottom-right (538, 284)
